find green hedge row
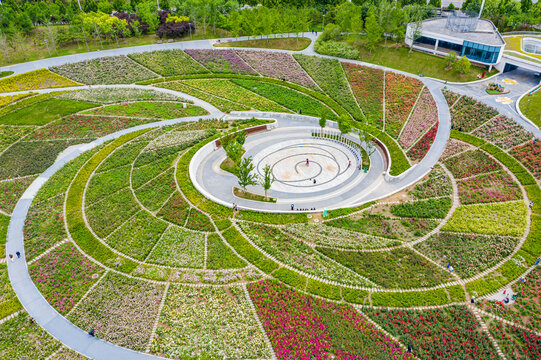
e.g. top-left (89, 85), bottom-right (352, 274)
top-left (66, 130), bottom-right (149, 275)
top-left (0, 296), bottom-right (22, 320)
top-left (371, 287), bottom-right (450, 307)
top-left (0, 91), bottom-right (71, 117)
top-left (525, 185), bottom-right (541, 213)
top-left (363, 124), bottom-right (411, 176)
top-left (221, 227), bottom-right (278, 273)
top-left (273, 267), bottom-right (307, 290)
top-left (450, 130), bottom-right (486, 147)
top-left (235, 210), bottom-right (307, 224)
top-left (306, 279), bottom-right (341, 300)
top-left (341, 287), bottom-right (370, 305)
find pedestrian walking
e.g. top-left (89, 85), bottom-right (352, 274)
top-left (291, 204), bottom-right (294, 211)
top-left (88, 329), bottom-right (95, 337)
top-left (8, 254), bottom-right (14, 262)
top-left (536, 258), bottom-right (540, 266)
top-left (407, 344), bottom-right (412, 353)
top-left (313, 179), bottom-right (316, 184)
top-left (306, 158), bottom-right (309, 166)
top-left (471, 296), bottom-right (475, 304)
top-left (16, 251), bottom-right (20, 258)
top-left (348, 160), bottom-right (351, 168)
top-left (530, 201), bottom-right (534, 209)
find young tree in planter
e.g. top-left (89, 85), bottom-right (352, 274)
top-left (453, 56), bottom-right (471, 74)
top-left (235, 130), bottom-right (247, 146)
top-left (225, 141), bottom-right (244, 166)
top-left (237, 157), bottom-right (257, 193)
top-left (260, 164), bottom-right (274, 200)
top-left (338, 115), bottom-right (352, 135)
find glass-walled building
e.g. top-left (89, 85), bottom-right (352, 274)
top-left (405, 15), bottom-right (505, 69)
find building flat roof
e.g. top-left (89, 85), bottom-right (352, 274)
top-left (421, 17), bottom-right (506, 46)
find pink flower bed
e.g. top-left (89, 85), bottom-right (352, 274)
top-left (184, 49), bottom-right (256, 74)
top-left (407, 123), bottom-right (438, 161)
top-left (450, 96), bottom-right (498, 132)
top-left (384, 72), bottom-right (424, 138)
top-left (248, 280), bottom-right (413, 360)
top-left (343, 62), bottom-right (384, 129)
top-left (399, 88), bottom-right (438, 149)
top-left (236, 50), bottom-right (317, 89)
top-left (473, 115), bottom-right (532, 150)
top-left (441, 139), bottom-right (473, 160)
top-left (457, 171), bottom-right (522, 204)
top-left (443, 149), bottom-right (500, 179)
top-left (442, 89), bottom-right (461, 107)
top-left (510, 140), bottom-right (541, 180)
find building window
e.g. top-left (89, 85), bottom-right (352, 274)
top-left (461, 41), bottom-right (501, 63)
top-left (414, 36), bottom-right (437, 46)
top-left (438, 40), bottom-right (463, 53)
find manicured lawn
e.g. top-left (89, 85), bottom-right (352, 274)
top-left (519, 89), bottom-right (541, 128)
top-left (215, 36), bottom-right (311, 51)
top-left (234, 187), bottom-right (276, 203)
top-left (82, 101), bottom-right (208, 119)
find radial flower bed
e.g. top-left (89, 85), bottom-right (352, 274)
top-left (147, 225), bottom-right (205, 268)
top-left (128, 49), bottom-right (209, 76)
top-left (487, 319), bottom-right (541, 360)
top-left (68, 272), bottom-right (165, 352)
top-left (151, 285), bottom-right (270, 359)
top-left (294, 54), bottom-right (363, 120)
top-left (443, 149), bottom-right (500, 179)
top-left (415, 232), bottom-right (518, 277)
top-left (0, 126), bottom-right (33, 153)
top-left (441, 138), bottom-right (474, 159)
top-left (411, 165), bottom-right (452, 199)
top-left (184, 49), bottom-right (256, 74)
top-left (236, 50), bottom-right (317, 89)
top-left (450, 96), bottom-right (499, 132)
top-left (0, 176), bottom-right (38, 213)
top-left (473, 115), bottom-right (532, 149)
top-left (510, 140), bottom-right (541, 180)
top-left (384, 72), bottom-right (424, 138)
top-left (363, 306), bottom-right (499, 360)
top-left (29, 242), bottom-right (105, 314)
top-left (58, 88), bottom-right (186, 104)
top-left (249, 280), bottom-right (413, 360)
top-left (442, 201), bottom-right (527, 236)
top-left (442, 89), bottom-right (461, 107)
top-left (399, 88), bottom-right (438, 149)
top-left (0, 93), bottom-right (33, 108)
top-left (342, 62), bottom-right (384, 128)
top-left (50, 56), bottom-right (158, 85)
top-left (406, 122), bottom-right (438, 161)
top-left (457, 171), bottom-right (522, 204)
top-left (0, 69), bottom-right (80, 93)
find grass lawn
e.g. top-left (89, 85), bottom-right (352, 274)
top-left (1, 25), bottom-right (231, 67)
top-left (339, 36), bottom-right (497, 82)
top-left (233, 187), bottom-right (276, 203)
top-left (519, 90), bottom-right (541, 128)
top-left (0, 98), bottom-right (97, 125)
top-left (0, 72), bottom-right (13, 79)
top-left (215, 37), bottom-right (311, 51)
top-left (220, 157), bottom-right (237, 175)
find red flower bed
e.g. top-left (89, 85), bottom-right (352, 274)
top-left (248, 280), bottom-right (413, 360)
top-left (384, 72), bottom-right (424, 138)
top-left (342, 63), bottom-right (384, 129)
top-left (363, 306), bottom-right (500, 359)
top-left (488, 320), bottom-right (541, 359)
top-left (407, 123), bottom-right (438, 161)
top-left (510, 140), bottom-right (541, 180)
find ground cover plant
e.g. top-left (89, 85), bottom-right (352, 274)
top-left (232, 79), bottom-right (332, 117)
top-left (68, 272), bottom-right (164, 352)
top-left (181, 79), bottom-right (287, 112)
top-left (82, 101), bottom-right (208, 119)
top-left (0, 98), bottom-right (98, 126)
top-left (411, 165), bottom-right (453, 199)
top-left (399, 88), bottom-right (439, 149)
top-left (406, 123), bottom-right (438, 161)
top-left (58, 88), bottom-right (186, 104)
top-left (384, 72), bottom-right (424, 138)
top-left (450, 95), bottom-right (499, 131)
top-left (441, 138), bottom-right (474, 159)
top-left (184, 49), bottom-right (256, 74)
top-left (473, 115), bottom-right (532, 150)
top-left (478, 267), bottom-right (541, 332)
top-left (0, 312), bottom-right (60, 359)
top-left (238, 221), bottom-right (372, 286)
top-left (319, 246), bottom-right (452, 288)
top-left (294, 54), bottom-right (363, 120)
top-left (157, 80), bottom-right (251, 113)
top-left (50, 56), bottom-right (158, 84)
top-left (216, 37), bottom-right (312, 51)
top-left (389, 197), bottom-right (451, 219)
top-left (416, 232), bottom-right (518, 278)
top-left (0, 93), bottom-right (33, 108)
top-left (487, 319), bottom-right (541, 360)
top-left (443, 149), bottom-right (500, 179)
top-left (457, 171), bottom-right (522, 204)
top-left (363, 306), bottom-right (499, 359)
top-left (0, 69), bottom-right (80, 93)
top-left (236, 50), bottom-right (318, 89)
top-left (29, 242), bottom-right (104, 314)
top-left (342, 62), bottom-right (384, 128)
top-left (510, 140), bottom-right (541, 180)
top-left (151, 285), bottom-right (270, 359)
top-left (249, 280), bottom-right (413, 360)
top-left (0, 265), bottom-right (16, 304)
top-left (442, 201), bottom-right (527, 236)
top-left (128, 49), bottom-right (209, 76)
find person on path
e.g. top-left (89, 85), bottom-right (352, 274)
top-left (88, 329), bottom-right (95, 337)
top-left (536, 258), bottom-right (540, 266)
top-left (306, 158), bottom-right (309, 166)
top-left (407, 344), bottom-right (412, 353)
top-left (348, 160), bottom-right (351, 168)
top-left (291, 204), bottom-right (294, 211)
top-left (16, 251), bottom-right (20, 258)
top-left (471, 296), bottom-right (475, 304)
top-left (8, 254), bottom-right (14, 262)
top-left (530, 201), bottom-right (534, 209)
top-left (313, 179), bottom-right (316, 184)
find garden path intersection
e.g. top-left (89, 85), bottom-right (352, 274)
top-left (1, 36), bottom-right (540, 360)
